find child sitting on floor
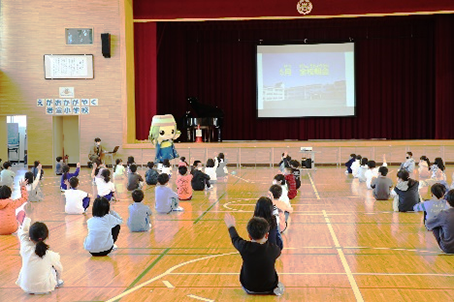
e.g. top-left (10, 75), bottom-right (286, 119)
top-left (60, 163), bottom-right (80, 191)
top-left (155, 173), bottom-right (183, 213)
top-left (357, 158), bottom-right (369, 183)
top-left (176, 166), bottom-right (193, 200)
top-left (161, 159), bottom-right (172, 178)
top-left (84, 197), bottom-right (123, 256)
top-left (127, 189), bottom-right (152, 232)
top-left (215, 153), bottom-right (228, 178)
top-left (391, 169), bottom-right (419, 212)
top-left (178, 156), bottom-right (189, 168)
top-left (0, 179), bottom-right (28, 235)
top-left (345, 153), bottom-right (356, 174)
top-left (283, 167), bottom-right (297, 200)
top-left (413, 183), bottom-right (447, 227)
top-left (92, 164), bottom-right (117, 202)
top-left (224, 213), bottom-right (284, 295)
top-left (370, 166), bottom-right (393, 200)
top-left (426, 189), bottom-right (454, 253)
top-left (24, 167), bottom-right (44, 202)
top-left (127, 164), bottom-right (144, 191)
top-left (253, 197), bottom-right (283, 250)
top-left (65, 177), bottom-right (91, 214)
top-left (268, 184), bottom-right (293, 233)
top-left (352, 155), bottom-right (362, 178)
top-left (145, 161), bottom-right (159, 185)
top-left (1, 161), bottom-right (16, 190)
top-left (205, 158), bottom-right (217, 184)
top-left (191, 161), bottom-right (212, 191)
top-left (55, 157), bottom-right (63, 175)
top-left (273, 174), bottom-right (290, 207)
top-left (113, 159), bottom-right (126, 179)
top-left (289, 160), bottom-right (301, 190)
top-left (16, 218), bottom-right (63, 294)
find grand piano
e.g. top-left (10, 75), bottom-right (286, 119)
top-left (182, 97), bottom-right (224, 142)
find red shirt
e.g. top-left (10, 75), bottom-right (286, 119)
top-left (284, 173), bottom-right (297, 200)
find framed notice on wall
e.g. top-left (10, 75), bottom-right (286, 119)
top-left (44, 54), bottom-right (94, 80)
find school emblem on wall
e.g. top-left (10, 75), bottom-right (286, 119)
top-left (297, 0), bottom-right (313, 15)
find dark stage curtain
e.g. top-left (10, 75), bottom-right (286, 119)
top-left (134, 22), bottom-right (158, 140)
top-left (134, 15), bottom-right (454, 140)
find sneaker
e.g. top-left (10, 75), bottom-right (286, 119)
top-left (273, 282), bottom-right (285, 296)
top-left (112, 244), bottom-right (118, 251)
top-left (173, 206), bottom-right (184, 212)
top-left (206, 186), bottom-right (213, 191)
top-left (56, 280), bottom-right (64, 288)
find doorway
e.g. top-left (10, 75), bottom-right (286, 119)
top-left (53, 116), bottom-right (80, 165)
top-left (2, 115), bottom-right (27, 166)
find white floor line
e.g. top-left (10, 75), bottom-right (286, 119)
top-left (322, 210), bottom-right (364, 302)
top-left (187, 294), bottom-right (214, 302)
top-left (308, 173), bottom-right (321, 200)
top-left (162, 280), bottom-right (174, 288)
top-left (105, 252), bottom-right (237, 302)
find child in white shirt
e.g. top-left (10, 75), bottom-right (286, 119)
top-left (16, 218), bottom-right (63, 294)
top-left (205, 158), bottom-right (217, 184)
top-left (113, 158), bottom-right (126, 179)
top-left (65, 177), bottom-right (91, 214)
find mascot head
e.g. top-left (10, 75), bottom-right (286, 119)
top-left (149, 114), bottom-right (180, 145)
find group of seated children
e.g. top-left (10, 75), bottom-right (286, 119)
top-left (346, 152), bottom-right (454, 254)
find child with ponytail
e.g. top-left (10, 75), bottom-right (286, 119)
top-left (16, 217), bottom-right (63, 294)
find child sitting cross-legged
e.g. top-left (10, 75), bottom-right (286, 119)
top-left (127, 164), bottom-right (144, 192)
top-left (370, 166), bottom-right (393, 200)
top-left (64, 177), bottom-right (91, 214)
top-left (413, 183), bottom-right (448, 227)
top-left (224, 213), bottom-right (284, 296)
top-left (426, 189), bottom-right (454, 253)
top-left (155, 173), bottom-right (183, 213)
top-left (127, 189), bottom-right (152, 232)
top-left (176, 166), bottom-right (193, 200)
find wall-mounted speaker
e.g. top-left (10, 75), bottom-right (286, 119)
top-left (101, 33), bottom-right (111, 58)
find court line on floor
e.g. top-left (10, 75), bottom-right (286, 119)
top-left (322, 210), bottom-right (364, 302)
top-left (106, 252), bottom-right (238, 302)
top-left (187, 294), bottom-right (214, 302)
top-left (193, 192), bottom-right (227, 224)
top-left (308, 173), bottom-right (321, 200)
top-left (125, 248), bottom-right (170, 291)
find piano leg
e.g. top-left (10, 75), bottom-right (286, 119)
top-left (217, 127), bottom-right (222, 142)
top-left (187, 128), bottom-right (193, 142)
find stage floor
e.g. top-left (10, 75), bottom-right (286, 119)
top-left (0, 165), bottom-right (452, 301)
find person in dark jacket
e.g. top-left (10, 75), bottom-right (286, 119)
top-left (391, 169), bottom-right (419, 212)
top-left (426, 189), bottom-right (454, 253)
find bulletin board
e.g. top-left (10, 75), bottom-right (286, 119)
top-left (44, 54), bottom-right (94, 79)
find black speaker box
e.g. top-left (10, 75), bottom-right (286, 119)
top-left (101, 33), bottom-right (111, 58)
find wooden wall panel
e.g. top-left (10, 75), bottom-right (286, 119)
top-left (0, 0), bottom-right (127, 166)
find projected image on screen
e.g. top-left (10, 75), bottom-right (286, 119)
top-left (256, 43), bottom-right (355, 118)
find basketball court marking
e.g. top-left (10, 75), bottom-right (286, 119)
top-left (105, 252), bottom-right (238, 302)
top-left (162, 280), bottom-right (174, 288)
top-left (322, 210), bottom-right (364, 302)
top-left (308, 173), bottom-right (321, 200)
top-left (187, 294), bottom-right (215, 302)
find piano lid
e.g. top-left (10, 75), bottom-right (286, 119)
top-left (187, 97), bottom-right (224, 118)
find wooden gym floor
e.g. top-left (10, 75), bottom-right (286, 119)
top-left (1, 164), bottom-right (453, 302)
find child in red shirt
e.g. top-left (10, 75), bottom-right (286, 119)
top-left (176, 166), bottom-right (193, 200)
top-left (284, 167), bottom-right (297, 200)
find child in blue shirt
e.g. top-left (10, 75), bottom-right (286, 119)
top-left (426, 189), bottom-right (454, 253)
top-left (155, 173), bottom-right (183, 213)
top-left (127, 190), bottom-right (152, 232)
top-left (145, 161), bottom-right (159, 185)
top-left (413, 183), bottom-right (447, 227)
top-left (60, 163), bottom-right (80, 191)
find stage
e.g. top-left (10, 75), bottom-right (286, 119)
top-left (117, 140), bottom-right (454, 166)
